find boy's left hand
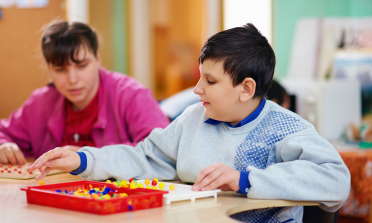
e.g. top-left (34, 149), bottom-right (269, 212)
top-left (192, 162), bottom-right (240, 192)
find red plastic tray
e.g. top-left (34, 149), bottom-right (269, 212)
top-left (21, 180), bottom-right (168, 215)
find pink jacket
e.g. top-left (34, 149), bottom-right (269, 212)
top-left (0, 68), bottom-right (170, 158)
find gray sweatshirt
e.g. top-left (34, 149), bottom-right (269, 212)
top-left (78, 100), bottom-right (350, 223)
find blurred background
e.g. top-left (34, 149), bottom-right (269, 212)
top-left (1, 0), bottom-right (372, 143)
top-left (2, 1), bottom-right (372, 222)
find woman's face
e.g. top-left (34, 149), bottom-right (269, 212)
top-left (48, 46), bottom-right (101, 111)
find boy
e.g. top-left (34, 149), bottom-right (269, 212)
top-left (29, 23), bottom-right (350, 222)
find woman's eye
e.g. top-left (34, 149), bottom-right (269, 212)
top-left (78, 63), bottom-right (87, 68)
top-left (55, 68), bottom-right (65, 72)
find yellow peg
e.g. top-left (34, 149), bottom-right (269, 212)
top-left (130, 181), bottom-right (137, 189)
top-left (169, 184), bottom-right (175, 191)
top-left (120, 180), bottom-right (128, 188)
top-left (119, 193), bottom-right (128, 198)
top-left (159, 182), bottom-right (164, 190)
top-left (145, 179), bottom-right (150, 185)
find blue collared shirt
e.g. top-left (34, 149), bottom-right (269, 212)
top-left (204, 97), bottom-right (266, 128)
top-left (204, 98), bottom-right (266, 194)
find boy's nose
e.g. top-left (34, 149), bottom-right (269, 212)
top-left (193, 80), bottom-right (204, 95)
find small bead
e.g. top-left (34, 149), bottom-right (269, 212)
top-left (130, 181), bottom-right (137, 189)
top-left (169, 184), bottom-right (175, 190)
top-left (120, 181), bottom-right (128, 188)
top-left (151, 180), bottom-right (157, 186)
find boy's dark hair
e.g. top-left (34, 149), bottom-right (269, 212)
top-left (42, 21), bottom-right (98, 66)
top-left (199, 23), bottom-right (275, 98)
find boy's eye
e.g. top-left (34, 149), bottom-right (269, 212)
top-left (207, 79), bottom-right (216, 84)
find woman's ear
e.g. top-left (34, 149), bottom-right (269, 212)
top-left (240, 77), bottom-right (256, 102)
top-left (46, 63), bottom-right (53, 82)
top-left (96, 52), bottom-right (102, 65)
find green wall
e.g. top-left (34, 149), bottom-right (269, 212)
top-left (273, 0), bottom-right (372, 79)
top-left (89, 0), bottom-right (128, 74)
top-left (113, 0), bottom-right (128, 74)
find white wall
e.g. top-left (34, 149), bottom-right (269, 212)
top-left (223, 0), bottom-right (272, 44)
top-left (66, 0), bottom-right (89, 23)
top-left (130, 0), bottom-right (153, 90)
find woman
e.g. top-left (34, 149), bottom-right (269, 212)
top-left (0, 21), bottom-right (170, 164)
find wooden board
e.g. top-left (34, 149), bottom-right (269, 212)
top-left (0, 162), bottom-right (63, 179)
top-left (136, 180), bottom-right (221, 205)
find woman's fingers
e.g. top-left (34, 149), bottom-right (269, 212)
top-left (4, 146), bottom-right (17, 164)
top-left (0, 143), bottom-right (25, 165)
top-left (0, 150), bottom-right (9, 164)
top-left (12, 145), bottom-right (27, 165)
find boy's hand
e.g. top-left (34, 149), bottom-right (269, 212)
top-left (60, 145), bottom-right (81, 152)
top-left (192, 162), bottom-right (240, 192)
top-left (0, 142), bottom-right (27, 165)
top-left (27, 147), bottom-right (81, 180)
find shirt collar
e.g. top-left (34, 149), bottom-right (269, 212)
top-left (204, 98), bottom-right (266, 128)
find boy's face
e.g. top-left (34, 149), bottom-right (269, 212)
top-left (194, 59), bottom-right (242, 123)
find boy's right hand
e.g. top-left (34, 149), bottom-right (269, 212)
top-left (0, 142), bottom-right (27, 165)
top-left (27, 147), bottom-right (81, 180)
top-left (60, 145), bottom-right (82, 152)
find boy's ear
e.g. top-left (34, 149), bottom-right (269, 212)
top-left (239, 77), bottom-right (256, 102)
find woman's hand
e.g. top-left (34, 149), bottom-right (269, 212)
top-left (0, 142), bottom-right (27, 165)
top-left (27, 147), bottom-right (81, 180)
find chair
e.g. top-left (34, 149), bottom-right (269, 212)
top-left (303, 206), bottom-right (339, 223)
